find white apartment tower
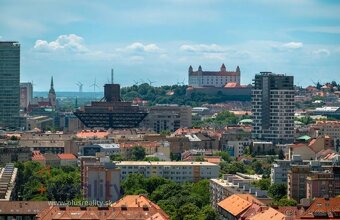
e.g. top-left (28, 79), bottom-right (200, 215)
top-left (252, 72), bottom-right (294, 144)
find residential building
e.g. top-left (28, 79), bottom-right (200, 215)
top-left (188, 64), bottom-right (240, 87)
top-left (141, 105), bottom-right (192, 133)
top-left (20, 82), bottom-right (33, 110)
top-left (32, 152), bottom-right (61, 167)
top-left (80, 143), bottom-right (120, 156)
top-left (0, 163), bottom-right (17, 201)
top-left (288, 136), bottom-right (333, 160)
top-left (19, 132), bottom-right (77, 154)
top-left (251, 141), bottom-right (274, 155)
top-left (252, 72), bottom-right (294, 144)
top-left (217, 194), bottom-right (285, 220)
top-left (310, 106), bottom-right (340, 119)
top-left (57, 153), bottom-right (77, 166)
top-left (0, 41), bottom-right (20, 129)
top-left (115, 161), bottom-right (219, 182)
top-left (287, 165), bottom-right (311, 202)
top-left (306, 166), bottom-right (340, 199)
top-left (36, 195), bottom-right (169, 220)
top-left (299, 197), bottom-right (340, 219)
top-left (81, 156), bottom-right (121, 202)
top-left (314, 120), bottom-right (340, 151)
top-left (0, 146), bottom-right (31, 165)
top-left (210, 174), bottom-right (271, 209)
top-left (26, 116), bottom-right (53, 130)
top-left (0, 201), bottom-right (50, 220)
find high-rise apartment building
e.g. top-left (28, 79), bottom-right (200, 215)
top-left (20, 82), bottom-right (33, 109)
top-left (252, 72), bottom-right (294, 144)
top-left (0, 41), bottom-right (20, 129)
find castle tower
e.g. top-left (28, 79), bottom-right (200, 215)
top-left (236, 66), bottom-right (240, 75)
top-left (220, 63), bottom-right (226, 72)
top-left (48, 76), bottom-right (57, 108)
top-left (188, 65), bottom-right (193, 73)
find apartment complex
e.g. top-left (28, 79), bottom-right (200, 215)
top-left (252, 72), bottom-right (294, 144)
top-left (315, 121), bottom-right (340, 151)
top-left (0, 41), bottom-right (20, 129)
top-left (141, 105), bottom-right (192, 133)
top-left (188, 64), bottom-right (241, 87)
top-left (115, 161), bottom-right (219, 182)
top-left (80, 156), bottom-right (121, 202)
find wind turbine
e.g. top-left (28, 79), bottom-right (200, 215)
top-left (147, 79), bottom-right (156, 86)
top-left (133, 80), bottom-right (140, 86)
top-left (76, 82), bottom-right (83, 93)
top-left (90, 78), bottom-right (99, 99)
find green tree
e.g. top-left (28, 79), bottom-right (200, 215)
top-left (131, 146), bottom-right (146, 160)
top-left (268, 183), bottom-right (287, 200)
top-left (271, 197), bottom-right (298, 206)
top-left (198, 205), bottom-right (219, 220)
top-left (214, 151), bottom-right (231, 162)
top-left (278, 149), bottom-right (285, 160)
top-left (252, 178), bottom-right (270, 190)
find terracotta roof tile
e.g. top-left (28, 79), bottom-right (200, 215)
top-left (217, 194), bottom-right (252, 216)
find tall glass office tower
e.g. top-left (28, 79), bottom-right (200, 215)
top-left (0, 41), bottom-right (20, 129)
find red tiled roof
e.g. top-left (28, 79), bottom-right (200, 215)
top-left (32, 151), bottom-right (45, 161)
top-left (57, 153), bottom-right (77, 160)
top-left (300, 198), bottom-right (340, 219)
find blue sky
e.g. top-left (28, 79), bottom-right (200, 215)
top-left (1, 0), bottom-right (340, 91)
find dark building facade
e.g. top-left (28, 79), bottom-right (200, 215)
top-left (74, 83), bottom-right (147, 129)
top-left (252, 72), bottom-right (294, 144)
top-left (0, 41), bottom-right (20, 129)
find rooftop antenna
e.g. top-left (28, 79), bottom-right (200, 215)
top-left (111, 68), bottom-right (114, 84)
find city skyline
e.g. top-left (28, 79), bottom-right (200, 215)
top-left (1, 0), bottom-right (340, 91)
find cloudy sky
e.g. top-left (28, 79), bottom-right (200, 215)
top-left (1, 0), bottom-right (340, 91)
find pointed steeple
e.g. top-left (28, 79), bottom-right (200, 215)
top-left (49, 76), bottom-right (55, 94)
top-left (220, 63), bottom-right (226, 72)
top-left (198, 65), bottom-right (202, 72)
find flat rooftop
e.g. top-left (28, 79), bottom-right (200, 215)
top-left (114, 161), bottom-right (218, 166)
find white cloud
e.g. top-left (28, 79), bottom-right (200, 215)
top-left (125, 42), bottom-right (161, 53)
top-left (312, 49), bottom-right (330, 57)
top-left (180, 44), bottom-right (225, 53)
top-left (33, 34), bottom-right (88, 53)
top-left (282, 42), bottom-right (303, 49)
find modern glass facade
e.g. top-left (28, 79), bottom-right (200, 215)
top-left (0, 41), bottom-right (20, 129)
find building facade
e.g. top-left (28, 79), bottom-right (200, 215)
top-left (141, 105), bottom-right (192, 133)
top-left (252, 72), bottom-right (295, 144)
top-left (81, 156), bottom-right (121, 202)
top-left (115, 161), bottom-right (219, 182)
top-left (0, 41), bottom-right (20, 129)
top-left (188, 64), bottom-right (240, 87)
top-left (20, 82), bottom-right (33, 110)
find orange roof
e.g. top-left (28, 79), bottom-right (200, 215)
top-left (217, 194), bottom-right (252, 216)
top-left (57, 153), bottom-right (76, 160)
top-left (204, 156), bottom-right (221, 164)
top-left (224, 82), bottom-right (240, 88)
top-left (301, 198), bottom-right (340, 218)
top-left (32, 151), bottom-right (45, 161)
top-left (76, 130), bottom-right (109, 139)
top-left (120, 141), bottom-right (160, 148)
top-left (236, 194), bottom-right (265, 206)
top-left (112, 195), bottom-right (159, 209)
top-left (249, 207), bottom-right (286, 220)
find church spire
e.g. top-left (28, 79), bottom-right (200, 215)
top-left (49, 76), bottom-right (55, 94)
